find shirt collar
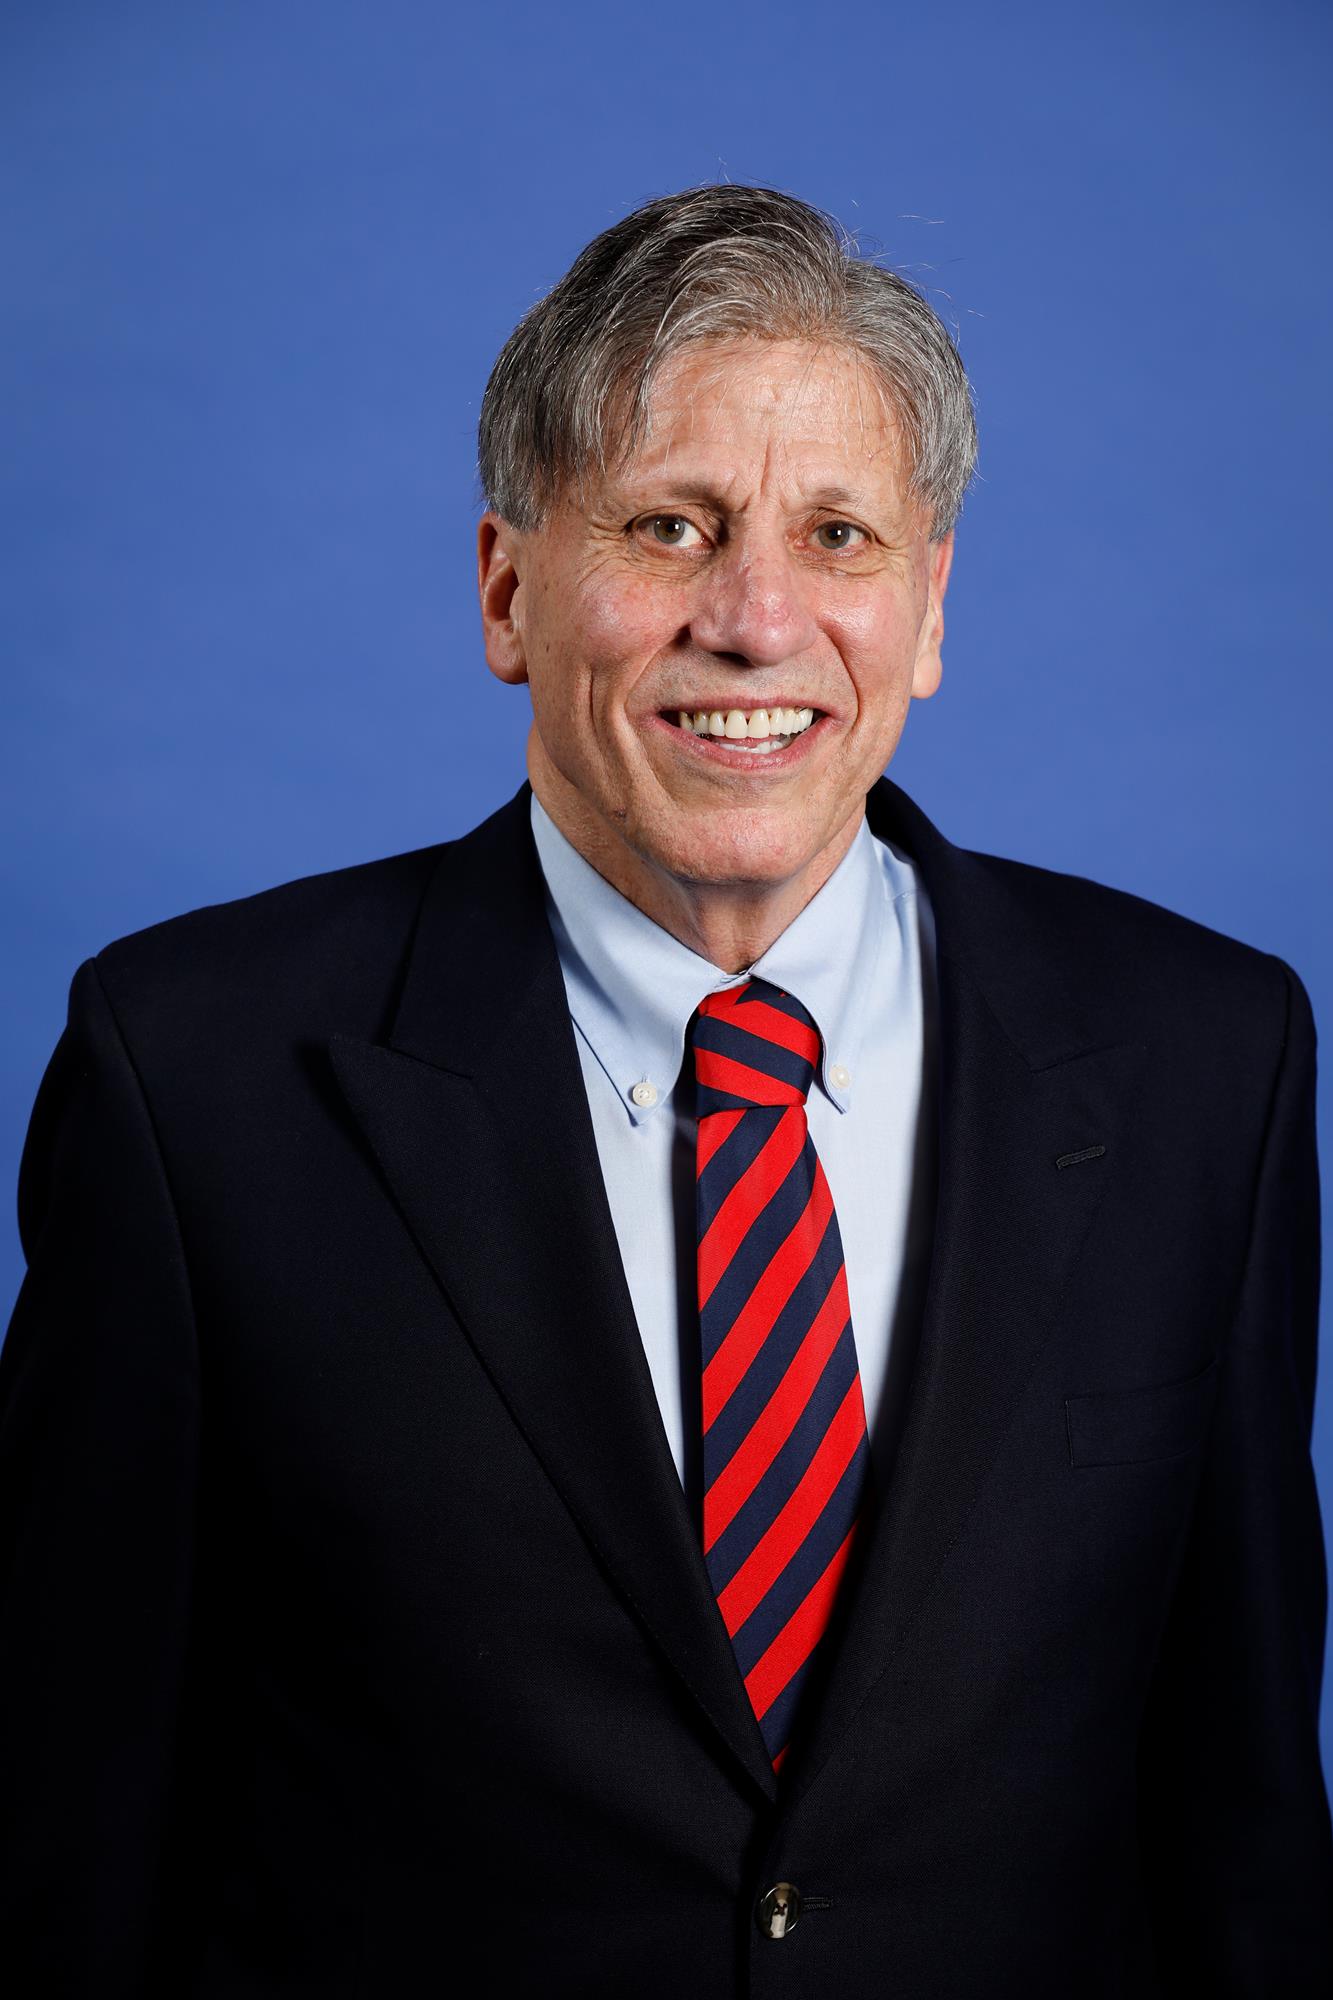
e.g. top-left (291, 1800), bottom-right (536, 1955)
top-left (530, 794), bottom-right (908, 1126)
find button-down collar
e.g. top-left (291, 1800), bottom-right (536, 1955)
top-left (530, 794), bottom-right (911, 1126)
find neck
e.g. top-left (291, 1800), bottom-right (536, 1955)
top-left (528, 736), bottom-right (862, 973)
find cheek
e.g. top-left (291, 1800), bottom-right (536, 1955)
top-left (534, 576), bottom-right (662, 686)
top-left (539, 580), bottom-right (677, 749)
top-left (578, 575), bottom-right (674, 682)
top-left (830, 595), bottom-right (925, 711)
top-left (526, 577), bottom-right (670, 779)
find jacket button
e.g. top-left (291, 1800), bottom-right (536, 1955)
top-left (756, 1882), bottom-right (802, 1938)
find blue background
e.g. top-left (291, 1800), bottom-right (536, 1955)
top-left (3, 1), bottom-right (1331, 1771)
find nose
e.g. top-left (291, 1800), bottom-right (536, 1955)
top-left (687, 536), bottom-right (820, 667)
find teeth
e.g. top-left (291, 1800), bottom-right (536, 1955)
top-left (674, 706), bottom-right (818, 741)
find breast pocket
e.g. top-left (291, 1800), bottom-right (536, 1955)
top-left (1064, 1356), bottom-right (1219, 1468)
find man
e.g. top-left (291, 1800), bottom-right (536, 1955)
top-left (1, 185), bottom-right (1330, 1996)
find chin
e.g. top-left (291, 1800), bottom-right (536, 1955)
top-left (637, 805), bottom-right (833, 893)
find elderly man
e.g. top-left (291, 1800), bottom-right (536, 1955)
top-left (2, 185), bottom-right (1330, 1997)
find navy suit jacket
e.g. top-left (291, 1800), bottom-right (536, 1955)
top-left (2, 777), bottom-right (1331, 1996)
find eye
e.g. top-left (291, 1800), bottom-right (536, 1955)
top-left (811, 520), bottom-right (867, 551)
top-left (640, 513), bottom-right (704, 548)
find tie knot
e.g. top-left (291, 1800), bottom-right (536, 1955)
top-left (691, 976), bottom-right (822, 1115)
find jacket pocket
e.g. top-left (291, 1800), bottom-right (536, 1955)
top-left (1064, 1355), bottom-right (1219, 1468)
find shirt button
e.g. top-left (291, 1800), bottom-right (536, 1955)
top-left (829, 1063), bottom-right (851, 1091)
top-left (756, 1882), bottom-right (802, 1938)
top-left (630, 1080), bottom-right (658, 1109)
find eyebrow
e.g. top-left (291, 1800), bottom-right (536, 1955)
top-left (800, 485), bottom-right (865, 510)
top-left (613, 477), bottom-right (872, 512)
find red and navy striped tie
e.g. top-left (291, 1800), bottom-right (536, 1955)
top-left (691, 976), bottom-right (869, 1773)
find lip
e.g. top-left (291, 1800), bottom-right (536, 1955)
top-left (656, 701), bottom-right (822, 717)
top-left (643, 710), bottom-right (832, 771)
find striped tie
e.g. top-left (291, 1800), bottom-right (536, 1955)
top-left (691, 976), bottom-right (870, 1773)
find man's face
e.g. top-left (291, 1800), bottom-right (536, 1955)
top-left (479, 337), bottom-right (952, 899)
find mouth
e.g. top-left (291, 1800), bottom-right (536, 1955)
top-left (655, 704), bottom-right (822, 758)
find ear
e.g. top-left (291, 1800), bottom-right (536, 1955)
top-left (478, 512), bottom-right (529, 686)
top-left (910, 529), bottom-right (954, 700)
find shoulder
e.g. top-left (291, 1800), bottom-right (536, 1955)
top-left (80, 786), bottom-right (538, 1083)
top-left (871, 782), bottom-right (1312, 1070)
top-left (978, 839), bottom-right (1301, 977)
top-left (954, 841), bottom-right (1314, 1066)
top-left (89, 839), bottom-right (451, 1058)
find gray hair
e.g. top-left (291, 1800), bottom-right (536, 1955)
top-left (477, 184), bottom-right (977, 541)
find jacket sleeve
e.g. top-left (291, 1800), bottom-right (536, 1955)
top-left (0, 956), bottom-right (200, 1996)
top-left (1136, 957), bottom-right (1333, 1993)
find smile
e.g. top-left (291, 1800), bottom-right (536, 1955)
top-left (662, 706), bottom-right (819, 757)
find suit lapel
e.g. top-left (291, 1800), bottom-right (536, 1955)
top-left (780, 780), bottom-right (1145, 1803)
top-left (328, 789), bottom-right (778, 1802)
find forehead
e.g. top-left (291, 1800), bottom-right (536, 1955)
top-left (614, 336), bottom-right (908, 500)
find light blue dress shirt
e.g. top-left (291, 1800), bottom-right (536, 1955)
top-left (530, 794), bottom-right (939, 1490)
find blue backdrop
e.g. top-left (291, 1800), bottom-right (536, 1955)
top-left (4, 0), bottom-right (1331, 1771)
